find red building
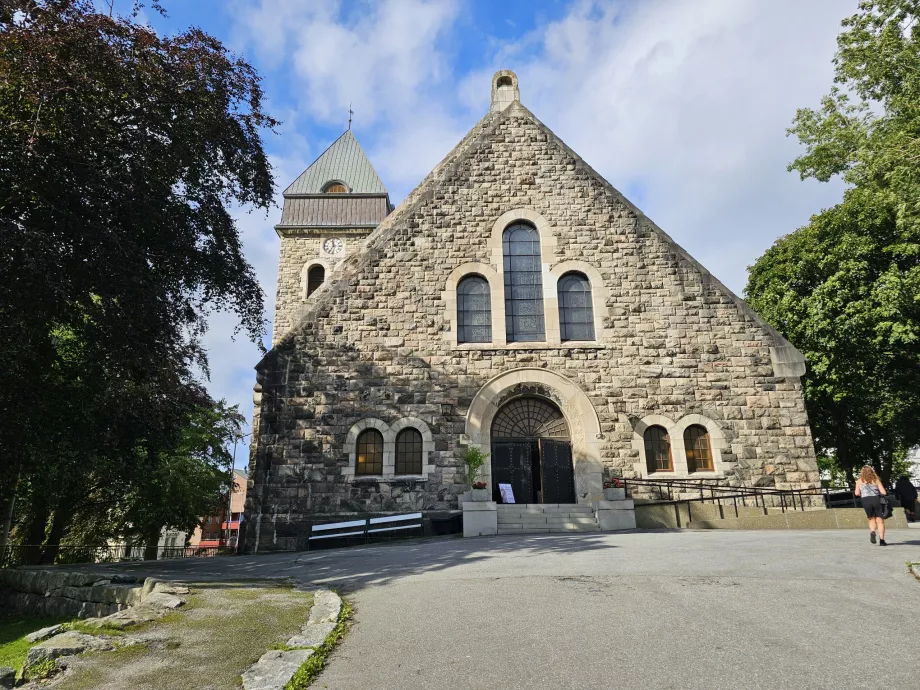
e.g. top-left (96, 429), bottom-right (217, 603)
top-left (189, 468), bottom-right (247, 549)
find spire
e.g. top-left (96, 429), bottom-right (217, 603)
top-left (283, 130), bottom-right (387, 196)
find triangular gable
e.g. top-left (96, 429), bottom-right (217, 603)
top-left (283, 130), bottom-right (387, 195)
top-left (261, 103), bottom-right (804, 376)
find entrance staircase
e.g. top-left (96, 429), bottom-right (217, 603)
top-left (497, 504), bottom-right (600, 535)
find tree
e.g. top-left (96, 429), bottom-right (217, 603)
top-left (745, 0), bottom-right (920, 484)
top-left (0, 1), bottom-right (276, 548)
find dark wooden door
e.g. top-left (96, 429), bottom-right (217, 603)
top-left (539, 439), bottom-right (576, 504)
top-left (491, 442), bottom-right (532, 503)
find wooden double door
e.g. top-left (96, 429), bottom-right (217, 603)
top-left (491, 439), bottom-right (576, 504)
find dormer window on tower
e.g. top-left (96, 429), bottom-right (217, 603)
top-left (323, 181), bottom-right (349, 194)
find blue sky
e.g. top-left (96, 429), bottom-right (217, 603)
top-left (140, 0), bottom-right (854, 466)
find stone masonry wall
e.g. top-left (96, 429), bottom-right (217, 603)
top-left (247, 106), bottom-right (819, 551)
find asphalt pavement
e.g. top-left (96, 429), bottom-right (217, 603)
top-left (88, 529), bottom-right (920, 690)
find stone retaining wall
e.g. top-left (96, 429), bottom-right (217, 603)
top-left (0, 569), bottom-right (144, 619)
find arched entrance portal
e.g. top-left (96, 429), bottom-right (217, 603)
top-left (490, 397), bottom-right (576, 504)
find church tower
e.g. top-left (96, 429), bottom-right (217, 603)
top-left (272, 130), bottom-right (390, 343)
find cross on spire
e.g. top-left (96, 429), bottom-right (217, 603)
top-left (348, 104), bottom-right (354, 131)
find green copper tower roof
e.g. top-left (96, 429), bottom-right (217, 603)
top-left (283, 130), bottom-right (387, 196)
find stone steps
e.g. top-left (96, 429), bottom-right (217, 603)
top-left (495, 503), bottom-right (600, 534)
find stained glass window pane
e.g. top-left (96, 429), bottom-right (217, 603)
top-left (458, 276), bottom-right (492, 344)
top-left (558, 273), bottom-right (595, 342)
top-left (395, 429), bottom-right (423, 474)
top-left (502, 223), bottom-right (545, 342)
top-left (491, 397), bottom-right (569, 439)
top-left (356, 429), bottom-right (384, 475)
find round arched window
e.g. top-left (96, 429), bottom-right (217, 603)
top-left (323, 181), bottom-right (348, 193)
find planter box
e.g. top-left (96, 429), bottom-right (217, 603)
top-left (471, 488), bottom-right (491, 502)
top-left (604, 487), bottom-right (626, 501)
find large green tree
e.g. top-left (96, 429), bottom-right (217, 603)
top-left (0, 1), bottom-right (276, 548)
top-left (746, 0), bottom-right (920, 484)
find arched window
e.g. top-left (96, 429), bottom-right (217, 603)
top-left (644, 426), bottom-right (673, 473)
top-left (458, 276), bottom-right (491, 343)
top-left (502, 223), bottom-right (545, 342)
top-left (323, 181), bottom-right (348, 193)
top-left (355, 429), bottom-right (383, 476)
top-left (684, 425), bottom-right (714, 472)
top-left (558, 272), bottom-right (594, 341)
top-left (395, 428), bottom-right (423, 475)
top-left (306, 265), bottom-right (325, 297)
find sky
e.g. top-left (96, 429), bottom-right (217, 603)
top-left (142, 0), bottom-right (854, 468)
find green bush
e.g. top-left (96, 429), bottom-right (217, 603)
top-left (462, 447), bottom-right (489, 487)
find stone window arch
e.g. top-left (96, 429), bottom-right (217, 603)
top-left (549, 261), bottom-right (611, 341)
top-left (457, 275), bottom-right (492, 344)
top-left (345, 417), bottom-right (435, 481)
top-left (306, 264), bottom-right (325, 297)
top-left (503, 222), bottom-right (546, 342)
top-left (301, 259), bottom-right (331, 300)
top-left (632, 414), bottom-right (728, 477)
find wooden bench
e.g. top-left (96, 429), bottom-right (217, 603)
top-left (307, 513), bottom-right (424, 550)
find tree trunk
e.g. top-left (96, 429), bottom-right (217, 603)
top-left (38, 496), bottom-right (74, 565)
top-left (142, 524), bottom-right (162, 561)
top-left (21, 494), bottom-right (51, 565)
top-left (0, 486), bottom-right (16, 552)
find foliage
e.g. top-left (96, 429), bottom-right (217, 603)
top-left (462, 447), bottom-right (489, 487)
top-left (0, 1), bottom-right (275, 552)
top-left (0, 612), bottom-right (71, 674)
top-left (746, 0), bottom-right (920, 484)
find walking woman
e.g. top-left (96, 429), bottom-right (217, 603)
top-left (855, 465), bottom-right (888, 546)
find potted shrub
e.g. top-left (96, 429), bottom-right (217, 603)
top-left (603, 477), bottom-right (626, 501)
top-left (463, 447), bottom-right (490, 501)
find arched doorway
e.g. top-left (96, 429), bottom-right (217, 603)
top-left (490, 397), bottom-right (576, 504)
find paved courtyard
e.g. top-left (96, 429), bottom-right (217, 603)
top-left (96, 530), bottom-right (920, 689)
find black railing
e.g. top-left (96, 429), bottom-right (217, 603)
top-left (1, 544), bottom-right (235, 569)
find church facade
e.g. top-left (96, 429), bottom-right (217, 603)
top-left (245, 71), bottom-right (819, 552)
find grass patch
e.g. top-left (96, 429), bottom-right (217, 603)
top-left (64, 620), bottom-right (125, 637)
top-left (284, 598), bottom-right (353, 690)
top-left (0, 611), bottom-right (72, 675)
top-left (23, 657), bottom-right (58, 682)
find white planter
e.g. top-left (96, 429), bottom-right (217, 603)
top-left (471, 488), bottom-right (491, 502)
top-left (604, 487), bottom-right (626, 501)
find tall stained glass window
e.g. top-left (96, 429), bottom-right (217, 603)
top-left (503, 223), bottom-right (545, 342)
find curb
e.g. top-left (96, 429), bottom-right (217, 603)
top-left (241, 589), bottom-right (343, 690)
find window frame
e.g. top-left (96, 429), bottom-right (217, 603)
top-left (394, 428), bottom-right (424, 475)
top-left (558, 271), bottom-right (595, 342)
top-left (355, 429), bottom-right (384, 476)
top-left (306, 264), bottom-right (325, 297)
top-left (644, 425), bottom-right (673, 473)
top-left (502, 222), bottom-right (546, 343)
top-left (684, 425), bottom-right (714, 473)
top-left (457, 275), bottom-right (492, 344)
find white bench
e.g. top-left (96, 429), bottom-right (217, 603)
top-left (307, 513), bottom-right (424, 550)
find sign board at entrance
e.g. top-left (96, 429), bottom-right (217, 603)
top-left (498, 483), bottom-right (515, 504)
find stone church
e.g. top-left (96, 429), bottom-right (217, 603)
top-left (245, 71), bottom-right (819, 551)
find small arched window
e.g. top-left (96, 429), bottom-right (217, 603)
top-left (458, 276), bottom-right (492, 343)
top-left (558, 272), bottom-right (594, 341)
top-left (355, 429), bottom-right (383, 476)
top-left (503, 223), bottom-right (545, 342)
top-left (306, 265), bottom-right (325, 297)
top-left (644, 426), bottom-right (673, 473)
top-left (323, 181), bottom-right (348, 193)
top-left (684, 425), bottom-right (714, 473)
top-left (395, 428), bottom-right (423, 475)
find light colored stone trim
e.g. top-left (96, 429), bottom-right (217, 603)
top-left (631, 414), bottom-right (727, 478)
top-left (442, 262), bottom-right (506, 347)
top-left (488, 209), bottom-right (561, 345)
top-left (300, 258), bottom-right (331, 301)
top-left (344, 417), bottom-right (434, 481)
top-left (548, 260), bottom-right (611, 341)
top-left (465, 367), bottom-right (603, 503)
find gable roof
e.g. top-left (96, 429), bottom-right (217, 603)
top-left (284, 130), bottom-right (387, 196)
top-left (261, 100), bottom-right (804, 376)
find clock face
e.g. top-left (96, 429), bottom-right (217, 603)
top-left (323, 238), bottom-right (344, 255)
